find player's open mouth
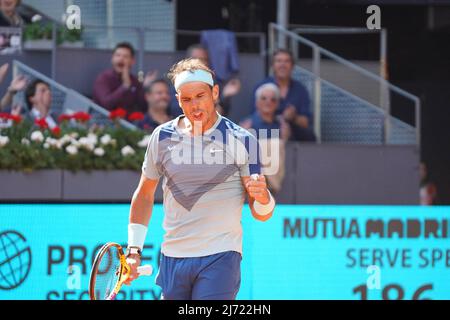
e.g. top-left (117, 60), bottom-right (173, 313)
top-left (192, 111), bottom-right (203, 121)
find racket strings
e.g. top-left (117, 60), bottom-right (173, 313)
top-left (94, 246), bottom-right (122, 300)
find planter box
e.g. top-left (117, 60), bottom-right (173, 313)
top-left (23, 39), bottom-right (53, 50)
top-left (0, 170), bottom-right (163, 202)
top-left (59, 41), bottom-right (84, 48)
top-left (62, 170), bottom-right (139, 201)
top-left (62, 170), bottom-right (164, 202)
top-left (0, 169), bottom-right (62, 200)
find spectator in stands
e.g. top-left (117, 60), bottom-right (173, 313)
top-left (138, 79), bottom-right (172, 133)
top-left (251, 49), bottom-right (315, 142)
top-left (0, 72), bottom-right (27, 111)
top-left (0, 63), bottom-right (28, 117)
top-left (420, 162), bottom-right (438, 205)
top-left (25, 79), bottom-right (57, 129)
top-left (187, 44), bottom-right (209, 66)
top-left (169, 44), bottom-right (241, 117)
top-left (241, 83), bottom-right (290, 140)
top-left (240, 83), bottom-right (289, 194)
top-left (0, 0), bottom-right (25, 27)
top-left (0, 62), bottom-right (8, 84)
top-left (93, 42), bottom-right (146, 113)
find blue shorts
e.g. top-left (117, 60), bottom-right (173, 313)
top-left (155, 250), bottom-right (242, 300)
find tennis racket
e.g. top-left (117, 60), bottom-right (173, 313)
top-left (89, 242), bottom-right (153, 300)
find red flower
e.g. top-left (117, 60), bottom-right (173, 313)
top-left (9, 114), bottom-right (22, 124)
top-left (128, 111), bottom-right (145, 122)
top-left (0, 113), bottom-right (22, 124)
top-left (51, 126), bottom-right (61, 137)
top-left (35, 117), bottom-right (49, 129)
top-left (109, 108), bottom-right (127, 120)
top-left (58, 114), bottom-right (72, 122)
top-left (0, 112), bottom-right (10, 119)
top-left (72, 111), bottom-right (91, 122)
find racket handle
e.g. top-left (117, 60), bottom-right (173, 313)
top-left (137, 264), bottom-right (153, 276)
top-left (250, 174), bottom-right (259, 181)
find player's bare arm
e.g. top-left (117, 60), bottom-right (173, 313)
top-left (124, 174), bottom-right (159, 285)
top-left (242, 174), bottom-right (275, 222)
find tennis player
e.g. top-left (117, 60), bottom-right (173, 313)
top-left (124, 58), bottom-right (275, 300)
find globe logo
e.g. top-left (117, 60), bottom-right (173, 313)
top-left (0, 230), bottom-right (32, 290)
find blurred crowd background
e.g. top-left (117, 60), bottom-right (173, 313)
top-left (0, 0), bottom-right (447, 205)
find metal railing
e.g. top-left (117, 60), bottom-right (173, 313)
top-left (269, 23), bottom-right (421, 147)
top-left (288, 25), bottom-right (389, 93)
top-left (293, 65), bottom-right (417, 145)
top-left (12, 60), bottom-right (137, 130)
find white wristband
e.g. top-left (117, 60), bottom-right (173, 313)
top-left (128, 223), bottom-right (148, 251)
top-left (253, 191), bottom-right (275, 216)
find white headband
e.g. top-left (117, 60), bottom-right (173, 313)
top-left (174, 69), bottom-right (214, 91)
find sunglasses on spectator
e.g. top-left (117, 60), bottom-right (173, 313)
top-left (260, 96), bottom-right (278, 102)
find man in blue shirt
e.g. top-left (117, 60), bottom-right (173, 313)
top-left (138, 79), bottom-right (172, 133)
top-left (241, 83), bottom-right (290, 141)
top-left (250, 49), bottom-right (316, 142)
top-left (241, 83), bottom-right (289, 194)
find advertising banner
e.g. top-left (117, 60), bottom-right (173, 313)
top-left (1, 204), bottom-right (449, 300)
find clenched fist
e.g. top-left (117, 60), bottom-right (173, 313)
top-left (245, 174), bottom-right (270, 204)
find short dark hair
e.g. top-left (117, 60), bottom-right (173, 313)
top-left (146, 79), bottom-right (169, 94)
top-left (25, 79), bottom-right (49, 110)
top-left (272, 48), bottom-right (295, 65)
top-left (113, 42), bottom-right (135, 57)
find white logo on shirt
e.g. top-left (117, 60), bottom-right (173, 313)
top-left (168, 145), bottom-right (176, 151)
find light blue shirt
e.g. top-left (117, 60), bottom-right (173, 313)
top-left (142, 114), bottom-right (261, 257)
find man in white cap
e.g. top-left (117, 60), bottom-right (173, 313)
top-left (124, 58), bottom-right (275, 300)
